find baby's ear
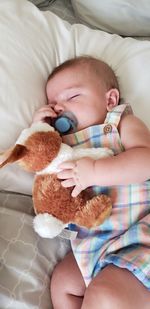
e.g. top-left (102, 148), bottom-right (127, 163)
top-left (0, 144), bottom-right (27, 168)
top-left (106, 88), bottom-right (120, 111)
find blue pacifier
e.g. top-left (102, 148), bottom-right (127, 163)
top-left (52, 112), bottom-right (78, 135)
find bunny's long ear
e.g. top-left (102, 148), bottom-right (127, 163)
top-left (0, 144), bottom-right (27, 168)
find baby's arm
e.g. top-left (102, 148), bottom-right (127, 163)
top-left (58, 114), bottom-right (150, 197)
top-left (93, 114), bottom-right (150, 186)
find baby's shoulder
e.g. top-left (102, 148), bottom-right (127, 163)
top-left (119, 114), bottom-right (150, 149)
top-left (120, 113), bottom-right (148, 131)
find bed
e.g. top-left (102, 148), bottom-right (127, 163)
top-left (0, 1), bottom-right (150, 308)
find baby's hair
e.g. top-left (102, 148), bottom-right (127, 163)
top-left (47, 56), bottom-right (120, 93)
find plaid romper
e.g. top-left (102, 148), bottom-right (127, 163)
top-left (63, 103), bottom-right (150, 289)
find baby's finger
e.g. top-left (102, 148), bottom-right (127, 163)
top-left (71, 185), bottom-right (82, 197)
top-left (61, 179), bottom-right (75, 188)
top-left (57, 169), bottom-right (74, 180)
top-left (33, 110), bottom-right (56, 122)
top-left (34, 106), bottom-right (50, 113)
top-left (40, 110), bottom-right (57, 118)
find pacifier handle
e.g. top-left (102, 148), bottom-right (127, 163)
top-left (52, 113), bottom-right (78, 135)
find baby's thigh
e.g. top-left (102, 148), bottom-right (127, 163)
top-left (51, 251), bottom-right (86, 297)
top-left (82, 265), bottom-right (150, 309)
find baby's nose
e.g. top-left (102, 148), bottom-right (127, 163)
top-left (54, 103), bottom-right (65, 113)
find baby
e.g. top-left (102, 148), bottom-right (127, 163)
top-left (33, 56), bottom-right (150, 309)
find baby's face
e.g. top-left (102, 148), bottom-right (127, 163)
top-left (46, 65), bottom-right (109, 131)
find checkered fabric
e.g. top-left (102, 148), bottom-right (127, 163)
top-left (63, 104), bottom-right (150, 289)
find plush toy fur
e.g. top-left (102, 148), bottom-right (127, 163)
top-left (0, 122), bottom-right (113, 238)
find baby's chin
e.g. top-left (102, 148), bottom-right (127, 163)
top-left (76, 124), bottom-right (88, 132)
top-left (77, 121), bottom-right (101, 131)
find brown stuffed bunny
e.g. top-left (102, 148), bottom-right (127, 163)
top-left (0, 122), bottom-right (113, 238)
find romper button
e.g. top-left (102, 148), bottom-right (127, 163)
top-left (103, 124), bottom-right (112, 134)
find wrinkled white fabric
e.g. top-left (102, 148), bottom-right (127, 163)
top-left (71, 0), bottom-right (150, 36)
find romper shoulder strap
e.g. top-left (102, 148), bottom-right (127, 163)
top-left (104, 102), bottom-right (133, 127)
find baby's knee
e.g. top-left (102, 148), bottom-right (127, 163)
top-left (50, 260), bottom-right (68, 308)
top-left (50, 253), bottom-right (76, 297)
top-left (83, 280), bottom-right (123, 309)
top-left (50, 260), bottom-right (66, 296)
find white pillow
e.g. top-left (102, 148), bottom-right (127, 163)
top-left (0, 0), bottom-right (150, 194)
top-left (29, 0), bottom-right (55, 8)
top-left (71, 0), bottom-right (150, 36)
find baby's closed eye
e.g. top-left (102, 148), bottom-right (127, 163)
top-left (69, 94), bottom-right (80, 101)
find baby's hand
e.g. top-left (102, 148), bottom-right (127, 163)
top-left (32, 104), bottom-right (57, 123)
top-left (57, 157), bottom-right (95, 197)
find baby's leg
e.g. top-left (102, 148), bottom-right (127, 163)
top-left (82, 264), bottom-right (150, 309)
top-left (50, 251), bottom-right (86, 309)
